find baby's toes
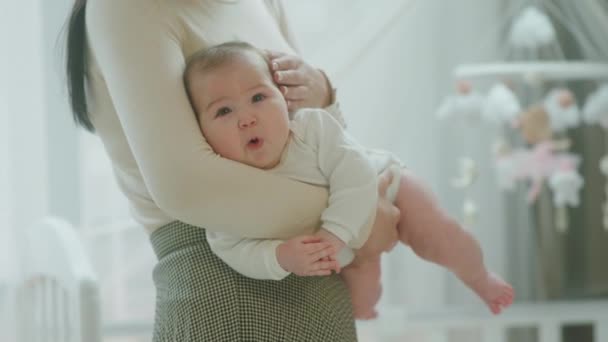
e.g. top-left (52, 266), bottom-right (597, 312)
top-left (498, 296), bottom-right (510, 307)
top-left (490, 302), bottom-right (501, 315)
top-left (497, 292), bottom-right (514, 309)
top-left (503, 288), bottom-right (515, 302)
top-left (355, 309), bottom-right (378, 321)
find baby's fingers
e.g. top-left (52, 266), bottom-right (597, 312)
top-left (308, 246), bottom-right (335, 262)
top-left (311, 259), bottom-right (340, 273)
top-left (377, 169), bottom-right (394, 198)
top-left (269, 53), bottom-right (301, 71)
top-left (298, 235), bottom-right (323, 244)
top-left (305, 269), bottom-right (332, 277)
top-left (304, 242), bottom-right (332, 255)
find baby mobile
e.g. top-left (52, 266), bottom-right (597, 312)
top-left (436, 5), bottom-right (608, 232)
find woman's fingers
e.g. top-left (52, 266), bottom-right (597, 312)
top-left (274, 70), bottom-right (304, 86)
top-left (265, 49), bottom-right (286, 60)
top-left (280, 85), bottom-right (307, 101)
top-left (286, 100), bottom-right (303, 112)
top-left (265, 49), bottom-right (331, 109)
top-left (377, 169), bottom-right (394, 198)
top-left (270, 54), bottom-right (302, 71)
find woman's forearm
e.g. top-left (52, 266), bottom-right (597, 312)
top-left (87, 0), bottom-right (327, 239)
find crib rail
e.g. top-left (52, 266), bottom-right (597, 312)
top-left (371, 299), bottom-right (608, 342)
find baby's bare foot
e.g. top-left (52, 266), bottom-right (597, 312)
top-left (469, 272), bottom-right (514, 314)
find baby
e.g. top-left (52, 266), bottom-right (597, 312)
top-left (183, 41), bottom-right (514, 319)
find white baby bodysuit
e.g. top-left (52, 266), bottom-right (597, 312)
top-left (207, 108), bottom-right (402, 280)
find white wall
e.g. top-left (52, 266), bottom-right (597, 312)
top-left (1, 0), bottom-right (48, 230)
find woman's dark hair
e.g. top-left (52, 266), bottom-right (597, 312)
top-left (66, 0), bottom-right (94, 132)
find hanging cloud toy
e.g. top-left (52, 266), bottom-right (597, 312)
top-left (544, 88), bottom-right (580, 132)
top-left (436, 92), bottom-right (484, 121)
top-left (482, 83), bottom-right (522, 124)
top-left (582, 83), bottom-right (608, 129)
top-left (548, 169), bottom-right (584, 207)
top-left (509, 6), bottom-right (556, 49)
top-left (436, 81), bottom-right (484, 121)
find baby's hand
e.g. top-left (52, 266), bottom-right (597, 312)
top-left (276, 236), bottom-right (339, 276)
top-left (315, 229), bottom-right (346, 252)
top-left (315, 229), bottom-right (347, 272)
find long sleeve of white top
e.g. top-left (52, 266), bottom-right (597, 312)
top-left (85, 0), bottom-right (347, 239)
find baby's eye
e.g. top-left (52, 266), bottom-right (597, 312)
top-left (215, 107), bottom-right (231, 117)
top-left (252, 93), bottom-right (266, 103)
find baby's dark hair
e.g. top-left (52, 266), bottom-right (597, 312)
top-left (183, 41), bottom-right (269, 116)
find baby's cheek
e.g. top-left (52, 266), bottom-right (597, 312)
top-left (203, 129), bottom-right (224, 152)
top-left (215, 137), bottom-right (243, 161)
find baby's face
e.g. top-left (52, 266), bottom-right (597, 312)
top-left (191, 52), bottom-right (290, 169)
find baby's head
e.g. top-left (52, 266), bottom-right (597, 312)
top-left (184, 41), bottom-right (289, 169)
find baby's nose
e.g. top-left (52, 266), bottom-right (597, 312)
top-left (239, 115), bottom-right (257, 128)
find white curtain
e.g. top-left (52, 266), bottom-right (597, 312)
top-left (1, 0), bottom-right (49, 340)
top-left (0, 0), bottom-right (155, 337)
top-left (1, 0), bottom-right (48, 229)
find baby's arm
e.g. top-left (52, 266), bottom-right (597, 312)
top-left (295, 110), bottom-right (379, 251)
top-left (207, 232), bottom-right (338, 279)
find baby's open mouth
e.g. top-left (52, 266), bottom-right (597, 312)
top-left (247, 137), bottom-right (263, 149)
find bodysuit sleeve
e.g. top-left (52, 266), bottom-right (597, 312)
top-left (296, 110), bottom-right (378, 248)
top-left (86, 0), bottom-right (328, 239)
top-left (206, 231), bottom-right (290, 280)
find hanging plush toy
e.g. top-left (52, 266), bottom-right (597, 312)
top-left (514, 88), bottom-right (580, 145)
top-left (496, 88), bottom-right (584, 232)
top-left (515, 105), bottom-right (553, 145)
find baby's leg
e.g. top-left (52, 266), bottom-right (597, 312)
top-left (341, 257), bottom-right (382, 320)
top-left (395, 170), bottom-right (514, 314)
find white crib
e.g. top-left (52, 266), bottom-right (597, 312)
top-left (363, 300), bottom-right (608, 342)
top-left (15, 217), bottom-right (102, 342)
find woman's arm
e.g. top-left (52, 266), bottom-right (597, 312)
top-left (86, 0), bottom-right (327, 239)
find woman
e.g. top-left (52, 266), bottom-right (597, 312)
top-left (65, 0), bottom-right (400, 340)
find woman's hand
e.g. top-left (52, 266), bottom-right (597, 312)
top-left (266, 50), bottom-right (332, 112)
top-left (356, 170), bottom-right (401, 262)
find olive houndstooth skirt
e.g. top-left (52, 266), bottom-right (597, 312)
top-left (150, 221), bottom-right (357, 341)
